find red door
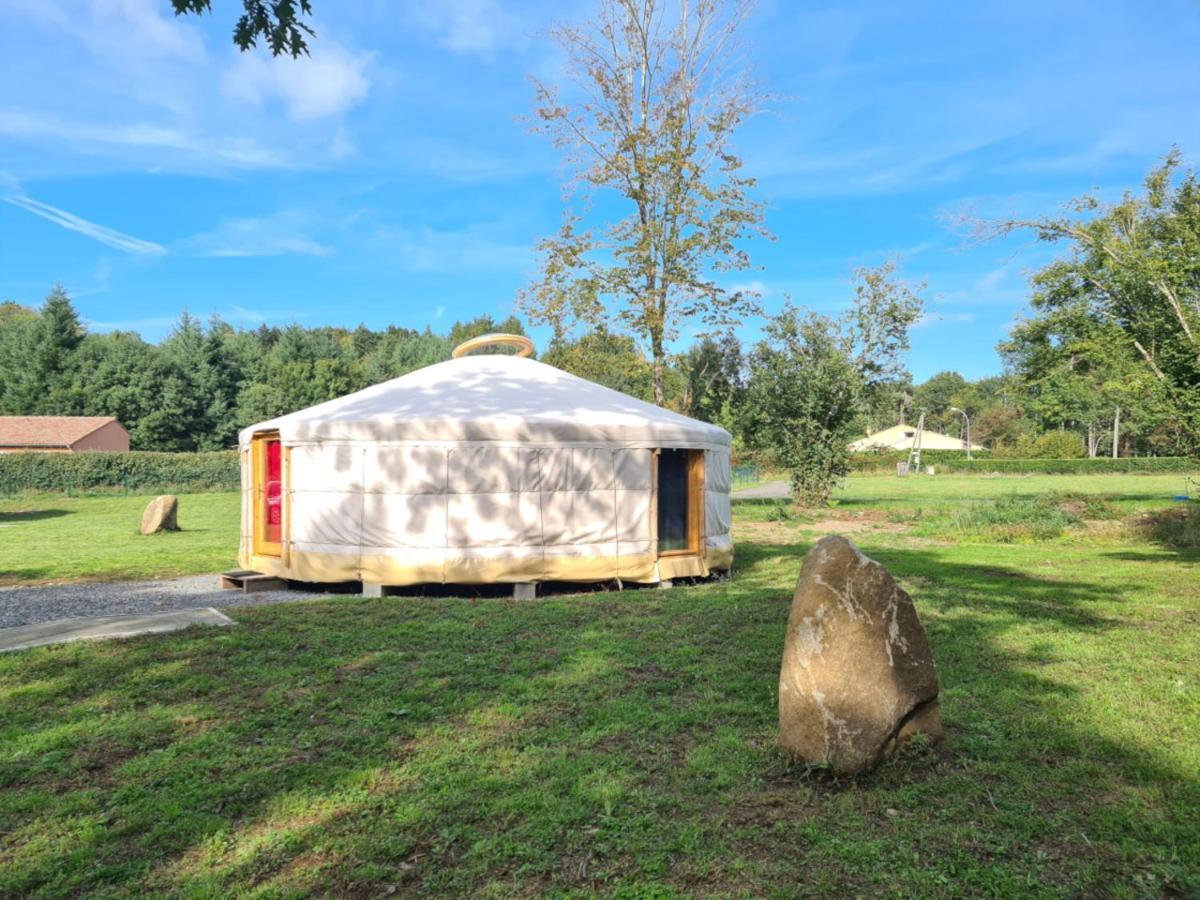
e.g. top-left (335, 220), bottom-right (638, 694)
top-left (264, 439), bottom-right (282, 545)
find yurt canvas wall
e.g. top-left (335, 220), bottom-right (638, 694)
top-left (236, 353), bottom-right (733, 587)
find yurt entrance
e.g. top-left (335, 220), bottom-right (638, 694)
top-left (656, 449), bottom-right (704, 557)
top-left (251, 431), bottom-right (284, 557)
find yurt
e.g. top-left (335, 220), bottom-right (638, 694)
top-left (236, 335), bottom-right (732, 592)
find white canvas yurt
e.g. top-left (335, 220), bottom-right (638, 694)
top-left (236, 335), bottom-right (732, 590)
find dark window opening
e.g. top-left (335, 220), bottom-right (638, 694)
top-left (657, 449), bottom-right (691, 553)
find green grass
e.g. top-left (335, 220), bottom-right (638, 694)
top-left (0, 493), bottom-right (239, 584)
top-left (1, 475), bottom-right (1198, 896)
top-left (831, 472), bottom-right (1191, 509)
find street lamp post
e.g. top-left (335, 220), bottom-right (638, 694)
top-left (949, 406), bottom-right (971, 461)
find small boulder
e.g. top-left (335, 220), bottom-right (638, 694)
top-left (140, 495), bottom-right (179, 534)
top-left (779, 535), bottom-right (941, 775)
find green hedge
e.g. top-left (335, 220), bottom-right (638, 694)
top-left (850, 451), bottom-right (1198, 475)
top-left (0, 451), bottom-right (240, 495)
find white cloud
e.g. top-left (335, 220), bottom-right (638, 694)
top-left (222, 41), bottom-right (373, 121)
top-left (407, 0), bottom-right (516, 56)
top-left (89, 0), bottom-right (206, 63)
top-left (183, 211), bottom-right (335, 258)
top-left (5, 194), bottom-right (165, 256)
top-left (730, 279), bottom-right (770, 298)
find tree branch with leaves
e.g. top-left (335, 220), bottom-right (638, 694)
top-left (971, 150), bottom-right (1200, 452)
top-left (172, 0), bottom-right (315, 57)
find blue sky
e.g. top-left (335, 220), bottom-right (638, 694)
top-left (1, 0), bottom-right (1197, 381)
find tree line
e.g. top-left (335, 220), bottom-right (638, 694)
top-left (2, 147), bottom-right (1195, 504)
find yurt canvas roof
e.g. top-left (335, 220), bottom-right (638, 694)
top-left (240, 354), bottom-right (730, 448)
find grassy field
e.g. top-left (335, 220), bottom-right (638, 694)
top-left (0, 493), bottom-right (238, 584)
top-left (1, 475), bottom-right (1198, 896)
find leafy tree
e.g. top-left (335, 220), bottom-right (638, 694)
top-left (1001, 283), bottom-right (1176, 456)
top-left (971, 406), bottom-right (1030, 450)
top-left (172, 0), bottom-right (314, 57)
top-left (911, 371), bottom-right (969, 433)
top-left (541, 329), bottom-right (655, 401)
top-left (679, 332), bottom-right (744, 425)
top-left (745, 306), bottom-right (862, 506)
top-left (982, 151), bottom-right (1200, 454)
top-left (843, 262), bottom-right (924, 432)
top-left (520, 0), bottom-right (769, 404)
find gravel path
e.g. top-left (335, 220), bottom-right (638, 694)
top-left (733, 480), bottom-right (789, 499)
top-left (0, 574), bottom-right (327, 629)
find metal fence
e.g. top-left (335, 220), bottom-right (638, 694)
top-left (731, 465), bottom-right (761, 489)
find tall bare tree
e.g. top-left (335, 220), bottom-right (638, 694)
top-left (521, 0), bottom-right (769, 404)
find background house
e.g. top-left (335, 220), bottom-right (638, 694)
top-left (849, 423), bottom-right (985, 453)
top-left (0, 417), bottom-right (130, 453)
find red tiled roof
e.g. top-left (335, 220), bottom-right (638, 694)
top-left (0, 416), bottom-right (124, 448)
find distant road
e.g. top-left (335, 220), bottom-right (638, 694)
top-left (733, 480), bottom-right (789, 499)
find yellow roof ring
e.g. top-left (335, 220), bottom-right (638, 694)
top-left (451, 333), bottom-right (535, 359)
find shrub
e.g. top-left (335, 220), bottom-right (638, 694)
top-left (951, 495), bottom-right (1078, 542)
top-left (0, 451), bottom-right (240, 495)
top-left (1137, 504), bottom-right (1200, 549)
top-left (996, 431), bottom-right (1087, 459)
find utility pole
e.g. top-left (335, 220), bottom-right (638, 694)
top-left (1112, 406), bottom-right (1120, 459)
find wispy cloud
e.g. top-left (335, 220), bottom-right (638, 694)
top-left (730, 279), bottom-right (771, 298)
top-left (227, 304), bottom-right (267, 324)
top-left (5, 194), bottom-right (166, 256)
top-left (915, 311), bottom-right (975, 328)
top-left (83, 315), bottom-right (180, 332)
top-left (372, 223), bottom-right (531, 272)
top-left (0, 109), bottom-right (289, 169)
top-left (182, 211), bottom-right (335, 258)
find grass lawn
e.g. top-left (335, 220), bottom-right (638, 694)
top-left (1, 475), bottom-right (1198, 896)
top-left (0, 493), bottom-right (239, 584)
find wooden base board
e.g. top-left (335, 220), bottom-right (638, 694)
top-left (220, 570), bottom-right (289, 593)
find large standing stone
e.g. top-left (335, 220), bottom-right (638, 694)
top-left (779, 535), bottom-right (941, 774)
top-left (140, 495), bottom-right (179, 534)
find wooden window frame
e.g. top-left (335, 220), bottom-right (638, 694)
top-left (251, 431), bottom-right (284, 558)
top-left (655, 448), bottom-right (705, 559)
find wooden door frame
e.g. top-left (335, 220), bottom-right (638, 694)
top-left (654, 448), bottom-right (705, 559)
top-left (251, 431), bottom-right (284, 558)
